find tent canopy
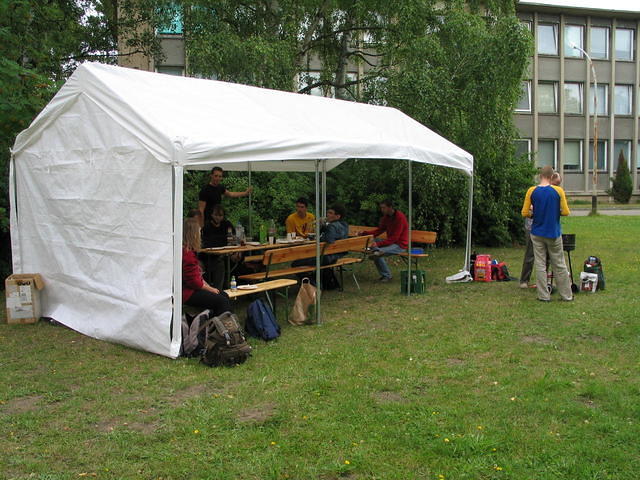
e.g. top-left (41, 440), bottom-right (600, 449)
top-left (10, 63), bottom-right (473, 358)
top-left (13, 63), bottom-right (473, 174)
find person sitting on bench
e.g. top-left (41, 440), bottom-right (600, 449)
top-left (292, 204), bottom-right (349, 267)
top-left (182, 218), bottom-right (231, 316)
top-left (360, 199), bottom-right (408, 283)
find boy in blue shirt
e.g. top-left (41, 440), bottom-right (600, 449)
top-left (521, 166), bottom-right (573, 302)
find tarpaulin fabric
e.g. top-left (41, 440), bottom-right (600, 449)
top-left (10, 62), bottom-right (473, 358)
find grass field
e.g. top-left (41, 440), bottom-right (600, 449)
top-left (1, 215), bottom-right (639, 480)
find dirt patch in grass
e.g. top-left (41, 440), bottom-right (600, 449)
top-left (168, 384), bottom-right (216, 407)
top-left (372, 391), bottom-right (405, 403)
top-left (576, 334), bottom-right (605, 343)
top-left (446, 358), bottom-right (465, 366)
top-left (1, 394), bottom-right (43, 415)
top-left (237, 402), bottom-right (277, 423)
top-left (521, 335), bottom-right (552, 345)
top-left (95, 418), bottom-right (160, 434)
top-left (576, 395), bottom-right (598, 409)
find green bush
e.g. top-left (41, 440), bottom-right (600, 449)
top-left (609, 151), bottom-right (633, 204)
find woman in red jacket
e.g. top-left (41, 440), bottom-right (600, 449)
top-left (182, 218), bottom-right (231, 316)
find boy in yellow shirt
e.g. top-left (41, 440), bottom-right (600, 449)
top-left (285, 197), bottom-right (315, 238)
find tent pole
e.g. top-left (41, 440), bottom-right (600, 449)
top-left (407, 160), bottom-right (412, 296)
top-left (171, 163), bottom-right (185, 358)
top-left (315, 159), bottom-right (322, 325)
top-left (248, 162), bottom-right (253, 238)
top-left (322, 160), bottom-right (327, 216)
top-left (464, 171), bottom-right (474, 272)
top-left (8, 152), bottom-right (22, 271)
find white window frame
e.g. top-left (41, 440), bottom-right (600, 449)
top-left (589, 84), bottom-right (608, 116)
top-left (614, 85), bottom-right (632, 115)
top-left (538, 82), bottom-right (558, 114)
top-left (564, 82), bottom-right (583, 114)
top-left (588, 140), bottom-right (608, 172)
top-left (516, 81), bottom-right (532, 112)
top-left (537, 140), bottom-right (557, 169)
top-left (563, 140), bottom-right (583, 172)
top-left (537, 24), bottom-right (559, 55)
top-left (590, 26), bottom-right (609, 60)
top-left (615, 28), bottom-right (634, 61)
top-left (564, 25), bottom-right (584, 58)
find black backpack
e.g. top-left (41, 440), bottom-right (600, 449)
top-left (583, 256), bottom-right (605, 290)
top-left (201, 311), bottom-right (252, 367)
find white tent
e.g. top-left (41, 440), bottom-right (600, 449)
top-left (10, 62), bottom-right (473, 358)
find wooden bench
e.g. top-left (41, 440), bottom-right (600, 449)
top-left (238, 235), bottom-right (372, 290)
top-left (225, 278), bottom-right (297, 324)
top-left (350, 226), bottom-right (437, 270)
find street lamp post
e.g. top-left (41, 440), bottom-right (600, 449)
top-left (572, 43), bottom-right (598, 215)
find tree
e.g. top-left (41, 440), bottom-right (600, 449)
top-left (183, 0), bottom-right (533, 246)
top-left (609, 151), bottom-right (633, 204)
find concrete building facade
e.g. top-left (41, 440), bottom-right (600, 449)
top-left (516, 2), bottom-right (640, 199)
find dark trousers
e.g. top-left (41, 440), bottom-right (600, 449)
top-left (185, 289), bottom-right (231, 317)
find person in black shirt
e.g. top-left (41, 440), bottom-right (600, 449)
top-left (198, 166), bottom-right (252, 226)
top-left (201, 205), bottom-right (235, 290)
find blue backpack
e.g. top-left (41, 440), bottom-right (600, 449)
top-left (246, 299), bottom-right (280, 341)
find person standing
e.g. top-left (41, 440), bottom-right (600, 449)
top-left (285, 197), bottom-right (316, 238)
top-left (519, 172), bottom-right (563, 289)
top-left (360, 199), bottom-right (409, 283)
top-left (198, 166), bottom-right (252, 227)
top-left (521, 166), bottom-right (572, 302)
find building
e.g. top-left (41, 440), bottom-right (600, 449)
top-left (118, 1), bottom-right (640, 199)
top-left (516, 0), bottom-right (640, 199)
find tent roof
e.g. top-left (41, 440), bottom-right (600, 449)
top-left (13, 62), bottom-right (473, 174)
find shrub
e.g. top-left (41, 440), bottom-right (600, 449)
top-left (609, 151), bottom-right (633, 204)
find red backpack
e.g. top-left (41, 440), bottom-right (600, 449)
top-left (474, 254), bottom-right (492, 282)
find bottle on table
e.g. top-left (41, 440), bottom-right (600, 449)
top-left (268, 220), bottom-right (276, 244)
top-left (226, 226), bottom-right (235, 246)
top-left (235, 222), bottom-right (245, 245)
top-left (230, 276), bottom-right (237, 291)
top-left (259, 222), bottom-right (267, 244)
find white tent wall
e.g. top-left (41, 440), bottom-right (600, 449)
top-left (10, 62), bottom-right (474, 358)
top-left (10, 94), bottom-right (177, 357)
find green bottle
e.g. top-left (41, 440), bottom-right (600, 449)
top-left (259, 222), bottom-right (267, 244)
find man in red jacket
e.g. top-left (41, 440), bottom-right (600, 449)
top-left (361, 199), bottom-right (409, 282)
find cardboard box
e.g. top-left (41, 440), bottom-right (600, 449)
top-left (5, 274), bottom-right (44, 324)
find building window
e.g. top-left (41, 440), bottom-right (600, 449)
top-left (538, 82), bottom-right (558, 113)
top-left (590, 26), bottom-right (609, 60)
top-left (614, 85), bottom-right (632, 115)
top-left (157, 3), bottom-right (183, 35)
top-left (537, 24), bottom-right (558, 55)
top-left (589, 84), bottom-right (608, 116)
top-left (563, 140), bottom-right (582, 171)
top-left (516, 81), bottom-right (531, 112)
top-left (588, 140), bottom-right (607, 171)
top-left (564, 83), bottom-right (583, 114)
top-left (515, 139), bottom-right (531, 160)
top-left (300, 71), bottom-right (333, 97)
top-left (564, 25), bottom-right (584, 57)
top-left (521, 20), bottom-right (532, 31)
top-left (613, 140), bottom-right (631, 170)
top-left (156, 66), bottom-right (184, 76)
top-left (537, 140), bottom-right (557, 168)
top-left (615, 28), bottom-right (634, 61)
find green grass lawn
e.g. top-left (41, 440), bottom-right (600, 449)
top-left (1, 216), bottom-right (639, 480)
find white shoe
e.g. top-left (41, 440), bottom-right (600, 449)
top-left (519, 282), bottom-right (528, 289)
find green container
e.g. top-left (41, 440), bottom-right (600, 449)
top-left (400, 270), bottom-right (426, 294)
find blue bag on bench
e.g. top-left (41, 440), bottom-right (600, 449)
top-left (246, 299), bottom-right (280, 341)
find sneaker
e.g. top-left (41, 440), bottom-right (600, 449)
top-left (378, 276), bottom-right (392, 283)
top-left (537, 298), bottom-right (551, 303)
top-left (373, 250), bottom-right (384, 257)
top-left (519, 282), bottom-right (528, 289)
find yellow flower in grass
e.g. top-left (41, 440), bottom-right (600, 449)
top-left (270, 441), bottom-right (277, 445)
top-left (444, 438), bottom-right (450, 443)
top-left (193, 429), bottom-right (200, 434)
top-left (494, 465), bottom-right (503, 471)
top-left (344, 460), bottom-right (351, 465)
top-left (477, 425), bottom-right (484, 430)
